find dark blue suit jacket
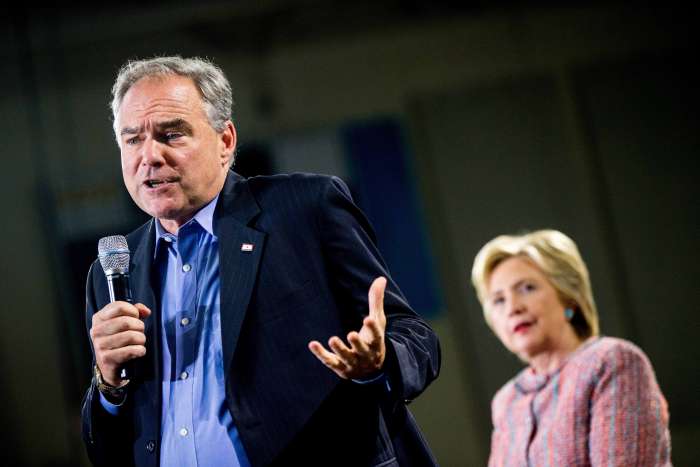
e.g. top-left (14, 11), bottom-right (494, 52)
top-left (81, 171), bottom-right (441, 466)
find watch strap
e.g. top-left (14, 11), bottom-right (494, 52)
top-left (94, 365), bottom-right (129, 402)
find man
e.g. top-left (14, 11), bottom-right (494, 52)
top-left (81, 56), bottom-right (440, 467)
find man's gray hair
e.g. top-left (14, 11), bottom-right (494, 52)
top-left (111, 55), bottom-right (233, 140)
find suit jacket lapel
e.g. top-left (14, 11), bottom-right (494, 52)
top-left (216, 171), bottom-right (266, 377)
top-left (128, 220), bottom-right (160, 406)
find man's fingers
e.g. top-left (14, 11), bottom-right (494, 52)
top-left (368, 276), bottom-right (387, 322)
top-left (305, 277), bottom-right (390, 380)
top-left (90, 302), bottom-right (150, 385)
top-left (308, 341), bottom-right (336, 363)
top-left (362, 317), bottom-right (384, 351)
top-left (104, 316), bottom-right (145, 334)
top-left (91, 316), bottom-right (144, 340)
top-left (92, 301), bottom-right (142, 324)
top-left (308, 341), bottom-right (349, 373)
top-left (347, 331), bottom-right (370, 355)
top-left (328, 336), bottom-right (356, 364)
top-left (309, 338), bottom-right (354, 370)
top-left (95, 330), bottom-right (147, 351)
top-left (135, 303), bottom-right (152, 319)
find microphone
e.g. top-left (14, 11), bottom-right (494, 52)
top-left (98, 235), bottom-right (134, 379)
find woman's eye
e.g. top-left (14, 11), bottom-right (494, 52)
top-left (491, 296), bottom-right (505, 307)
top-left (520, 282), bottom-right (537, 293)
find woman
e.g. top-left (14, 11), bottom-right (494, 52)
top-left (471, 230), bottom-right (671, 466)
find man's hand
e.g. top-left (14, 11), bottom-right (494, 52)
top-left (308, 277), bottom-right (387, 380)
top-left (90, 301), bottom-right (151, 386)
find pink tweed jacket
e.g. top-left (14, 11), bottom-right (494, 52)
top-left (489, 337), bottom-right (671, 467)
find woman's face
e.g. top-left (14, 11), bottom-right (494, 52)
top-left (486, 256), bottom-right (572, 363)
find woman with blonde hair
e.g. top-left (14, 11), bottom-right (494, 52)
top-left (472, 229), bottom-right (671, 466)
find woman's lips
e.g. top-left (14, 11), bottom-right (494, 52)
top-left (513, 322), bottom-right (533, 334)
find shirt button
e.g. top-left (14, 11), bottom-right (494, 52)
top-left (164, 236), bottom-right (172, 243)
top-left (180, 317), bottom-right (190, 326)
top-left (182, 264), bottom-right (191, 272)
top-left (180, 371), bottom-right (188, 380)
top-left (145, 440), bottom-right (156, 453)
top-left (179, 428), bottom-right (188, 437)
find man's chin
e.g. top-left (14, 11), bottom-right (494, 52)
top-left (142, 204), bottom-right (184, 222)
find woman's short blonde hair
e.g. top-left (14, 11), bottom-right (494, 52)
top-left (471, 229), bottom-right (599, 339)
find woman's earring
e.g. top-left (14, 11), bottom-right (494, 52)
top-left (564, 308), bottom-right (574, 321)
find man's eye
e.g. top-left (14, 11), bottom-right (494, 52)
top-left (166, 132), bottom-right (183, 140)
top-left (125, 136), bottom-right (140, 145)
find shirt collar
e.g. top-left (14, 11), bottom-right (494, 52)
top-left (153, 193), bottom-right (220, 259)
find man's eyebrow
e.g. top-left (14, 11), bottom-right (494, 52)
top-left (119, 119), bottom-right (194, 137)
top-left (120, 126), bottom-right (140, 136)
top-left (155, 118), bottom-right (193, 133)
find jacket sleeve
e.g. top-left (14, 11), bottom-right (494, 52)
top-left (589, 341), bottom-right (671, 467)
top-left (315, 175), bottom-right (441, 403)
top-left (81, 261), bottom-right (135, 467)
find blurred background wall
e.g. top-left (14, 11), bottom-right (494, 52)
top-left (0, 2), bottom-right (697, 466)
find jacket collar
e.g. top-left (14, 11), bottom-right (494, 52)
top-left (215, 169), bottom-right (261, 228)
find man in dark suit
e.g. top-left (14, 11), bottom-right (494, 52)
top-left (81, 56), bottom-right (440, 466)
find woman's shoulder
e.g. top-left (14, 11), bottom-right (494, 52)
top-left (573, 336), bottom-right (657, 380)
top-left (578, 336), bottom-right (650, 363)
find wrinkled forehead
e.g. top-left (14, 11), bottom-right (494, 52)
top-left (118, 75), bottom-right (205, 126)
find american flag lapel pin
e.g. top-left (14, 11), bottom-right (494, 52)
top-left (241, 243), bottom-right (254, 252)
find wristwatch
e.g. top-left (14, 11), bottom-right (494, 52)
top-left (94, 365), bottom-right (129, 402)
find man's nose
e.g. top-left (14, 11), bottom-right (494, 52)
top-left (140, 137), bottom-right (166, 166)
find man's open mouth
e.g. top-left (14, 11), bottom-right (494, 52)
top-left (145, 178), bottom-right (177, 188)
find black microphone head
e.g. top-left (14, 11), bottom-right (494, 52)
top-left (98, 235), bottom-right (130, 275)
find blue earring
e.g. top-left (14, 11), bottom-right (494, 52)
top-left (564, 308), bottom-right (574, 320)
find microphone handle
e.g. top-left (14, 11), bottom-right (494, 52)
top-left (106, 273), bottom-right (135, 380)
top-left (107, 273), bottom-right (133, 304)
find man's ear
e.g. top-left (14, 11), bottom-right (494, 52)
top-left (220, 120), bottom-right (237, 166)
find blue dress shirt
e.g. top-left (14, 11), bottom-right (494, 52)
top-left (101, 195), bottom-right (249, 466)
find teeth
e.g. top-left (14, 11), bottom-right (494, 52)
top-left (147, 180), bottom-right (164, 188)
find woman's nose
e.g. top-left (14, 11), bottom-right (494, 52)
top-left (507, 297), bottom-right (525, 316)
